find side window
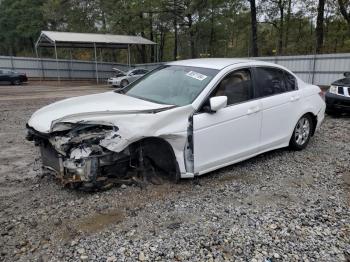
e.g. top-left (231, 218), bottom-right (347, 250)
top-left (213, 68), bottom-right (253, 105)
top-left (284, 71), bottom-right (297, 91)
top-left (254, 67), bottom-right (287, 97)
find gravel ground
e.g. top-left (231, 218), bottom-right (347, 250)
top-left (0, 85), bottom-right (349, 262)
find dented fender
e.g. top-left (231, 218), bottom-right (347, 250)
top-left (27, 96), bottom-right (195, 182)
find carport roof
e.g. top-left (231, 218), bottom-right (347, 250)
top-left (36, 31), bottom-right (156, 49)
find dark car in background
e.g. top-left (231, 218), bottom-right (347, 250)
top-left (325, 72), bottom-right (350, 115)
top-left (0, 69), bottom-right (28, 85)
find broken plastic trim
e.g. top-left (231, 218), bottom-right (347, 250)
top-left (28, 123), bottom-right (181, 189)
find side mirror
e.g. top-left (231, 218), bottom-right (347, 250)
top-left (344, 72), bottom-right (350, 78)
top-left (209, 96), bottom-right (227, 112)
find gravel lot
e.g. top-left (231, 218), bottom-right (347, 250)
top-left (0, 84), bottom-right (349, 262)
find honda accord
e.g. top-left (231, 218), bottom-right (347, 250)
top-left (26, 59), bottom-right (325, 188)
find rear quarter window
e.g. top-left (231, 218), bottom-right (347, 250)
top-left (283, 71), bottom-right (298, 91)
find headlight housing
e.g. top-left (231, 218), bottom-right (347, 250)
top-left (329, 85), bottom-right (338, 94)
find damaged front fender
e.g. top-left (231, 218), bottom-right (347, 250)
top-left (27, 105), bottom-right (195, 187)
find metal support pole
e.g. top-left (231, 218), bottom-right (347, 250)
top-left (127, 44), bottom-right (131, 67)
top-left (94, 43), bottom-right (99, 84)
top-left (68, 49), bottom-right (72, 80)
top-left (35, 45), bottom-right (42, 81)
top-left (311, 54), bottom-right (317, 84)
top-left (10, 56), bottom-right (14, 71)
top-left (54, 41), bottom-right (60, 84)
top-left (40, 49), bottom-right (45, 80)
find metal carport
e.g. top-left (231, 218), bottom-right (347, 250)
top-left (35, 31), bottom-right (156, 83)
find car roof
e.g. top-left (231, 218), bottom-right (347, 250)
top-left (167, 58), bottom-right (283, 70)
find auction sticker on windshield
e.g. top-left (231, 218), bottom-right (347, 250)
top-left (186, 71), bottom-right (208, 81)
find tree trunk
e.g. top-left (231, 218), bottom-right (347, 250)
top-left (149, 12), bottom-right (154, 62)
top-left (209, 1), bottom-right (215, 57)
top-left (187, 14), bottom-right (196, 58)
top-left (249, 0), bottom-right (259, 57)
top-left (284, 0), bottom-right (292, 52)
top-left (139, 12), bottom-right (147, 63)
top-left (159, 28), bottom-right (166, 62)
top-left (338, 0), bottom-right (350, 27)
top-left (173, 17), bottom-right (178, 60)
top-left (278, 0), bottom-right (284, 55)
top-left (315, 0), bottom-right (325, 53)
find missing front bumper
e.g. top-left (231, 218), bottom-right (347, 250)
top-left (40, 143), bottom-right (101, 184)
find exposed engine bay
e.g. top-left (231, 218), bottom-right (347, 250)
top-left (26, 123), bottom-right (179, 190)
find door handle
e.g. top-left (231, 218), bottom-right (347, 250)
top-left (290, 95), bottom-right (300, 102)
top-left (247, 106), bottom-right (260, 114)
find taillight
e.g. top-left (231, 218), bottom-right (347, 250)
top-left (319, 91), bottom-right (325, 101)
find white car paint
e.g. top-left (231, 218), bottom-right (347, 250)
top-left (27, 58), bottom-right (325, 179)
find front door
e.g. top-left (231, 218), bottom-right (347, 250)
top-left (193, 68), bottom-right (262, 174)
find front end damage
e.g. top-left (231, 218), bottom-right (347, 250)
top-left (26, 123), bottom-right (178, 189)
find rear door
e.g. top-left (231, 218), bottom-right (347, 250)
top-left (253, 67), bottom-right (300, 150)
top-left (193, 68), bottom-right (262, 174)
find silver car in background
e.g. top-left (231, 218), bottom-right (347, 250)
top-left (107, 68), bottom-right (149, 88)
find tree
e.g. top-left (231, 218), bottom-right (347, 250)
top-left (284, 0), bottom-right (292, 52)
top-left (249, 0), bottom-right (259, 56)
top-left (0, 0), bottom-right (45, 56)
top-left (315, 0), bottom-right (325, 53)
top-left (261, 0), bottom-right (287, 55)
top-left (338, 0), bottom-right (350, 28)
top-left (1, 0), bottom-right (350, 59)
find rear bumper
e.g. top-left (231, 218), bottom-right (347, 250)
top-left (20, 76), bottom-right (28, 82)
top-left (316, 105), bottom-right (325, 131)
top-left (325, 92), bottom-right (350, 112)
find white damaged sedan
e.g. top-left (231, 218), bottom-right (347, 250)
top-left (26, 59), bottom-right (325, 188)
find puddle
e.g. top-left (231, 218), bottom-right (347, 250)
top-left (77, 210), bottom-right (125, 233)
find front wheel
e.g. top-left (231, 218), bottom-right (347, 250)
top-left (289, 114), bottom-right (313, 150)
top-left (120, 79), bottom-right (129, 87)
top-left (11, 79), bottom-right (21, 85)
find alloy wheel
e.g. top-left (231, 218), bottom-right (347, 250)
top-left (294, 117), bottom-right (310, 146)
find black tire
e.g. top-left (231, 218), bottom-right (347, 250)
top-left (120, 79), bottom-right (129, 87)
top-left (11, 79), bottom-right (21, 85)
top-left (326, 109), bottom-right (341, 117)
top-left (289, 114), bottom-right (314, 150)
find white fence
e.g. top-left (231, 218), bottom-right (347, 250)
top-left (0, 53), bottom-right (349, 85)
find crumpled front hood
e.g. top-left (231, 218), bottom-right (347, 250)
top-left (28, 91), bottom-right (173, 133)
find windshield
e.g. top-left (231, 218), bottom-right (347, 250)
top-left (122, 65), bottom-right (218, 106)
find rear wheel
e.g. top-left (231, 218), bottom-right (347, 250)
top-left (120, 79), bottom-right (129, 87)
top-left (289, 114), bottom-right (313, 150)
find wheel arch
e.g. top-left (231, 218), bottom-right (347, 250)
top-left (289, 110), bottom-right (318, 142)
top-left (128, 136), bottom-right (181, 182)
top-left (304, 112), bottom-right (317, 136)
